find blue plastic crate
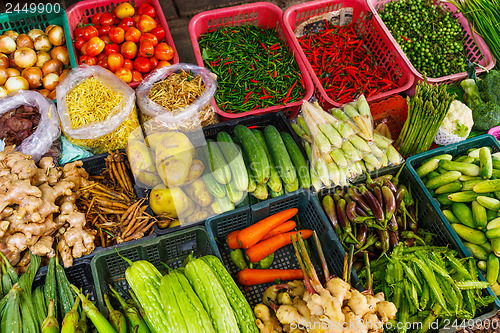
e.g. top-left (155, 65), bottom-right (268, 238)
top-left (406, 134), bottom-right (500, 309)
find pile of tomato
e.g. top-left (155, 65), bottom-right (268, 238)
top-left (72, 2), bottom-right (175, 84)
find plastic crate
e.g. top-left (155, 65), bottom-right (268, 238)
top-left (367, 0), bottom-right (496, 94)
top-left (488, 126), bottom-right (500, 140)
top-left (65, 0), bottom-right (179, 88)
top-left (406, 134), bottom-right (500, 308)
top-left (205, 189), bottom-right (361, 307)
top-left (151, 111), bottom-right (309, 235)
top-left (91, 226), bottom-right (216, 314)
top-left (188, 2), bottom-right (314, 120)
top-left (369, 94), bottom-right (408, 139)
top-left (283, 0), bottom-right (414, 110)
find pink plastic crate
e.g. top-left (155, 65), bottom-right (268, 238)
top-left (367, 0), bottom-right (496, 93)
top-left (188, 2), bottom-right (314, 120)
top-left (283, 0), bottom-right (415, 110)
top-left (488, 126), bottom-right (500, 140)
top-left (66, 0), bottom-right (179, 88)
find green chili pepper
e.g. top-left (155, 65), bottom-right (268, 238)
top-left (230, 249), bottom-right (247, 270)
top-left (258, 253), bottom-right (275, 269)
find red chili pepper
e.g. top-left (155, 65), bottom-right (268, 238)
top-left (260, 95), bottom-right (273, 100)
top-left (249, 79), bottom-right (259, 83)
top-left (286, 79), bottom-right (298, 99)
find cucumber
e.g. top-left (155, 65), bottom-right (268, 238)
top-left (215, 195), bottom-right (235, 213)
top-left (478, 260), bottom-right (487, 272)
top-left (487, 209), bottom-right (498, 222)
top-left (439, 160), bottom-right (480, 176)
top-left (459, 175), bottom-right (481, 181)
top-left (451, 223), bottom-right (487, 245)
top-left (437, 167), bottom-right (448, 174)
top-left (246, 168), bottom-right (256, 193)
top-left (416, 158), bottom-right (440, 178)
top-left (427, 171), bottom-right (440, 180)
top-left (461, 156), bottom-right (476, 164)
top-left (463, 242), bottom-right (489, 261)
top-left (226, 179), bottom-right (243, 204)
top-left (281, 132), bottom-right (311, 189)
top-left (488, 217), bottom-right (500, 230)
top-left (284, 177), bottom-right (299, 193)
top-left (454, 155), bottom-right (468, 163)
top-left (251, 183), bottom-right (268, 200)
top-left (452, 203), bottom-right (475, 228)
top-left (487, 254), bottom-right (500, 284)
top-left (472, 200), bottom-right (488, 230)
top-left (203, 173), bottom-right (227, 198)
top-left (437, 193), bottom-right (454, 205)
top-left (492, 237), bottom-right (500, 256)
top-left (264, 126), bottom-right (297, 185)
top-left (435, 182), bottom-right (462, 195)
top-left (461, 179), bottom-right (483, 191)
top-left (269, 186), bottom-right (284, 198)
top-left (477, 196), bottom-right (500, 211)
top-left (469, 147), bottom-right (492, 158)
top-left (480, 147), bottom-right (493, 179)
top-left (492, 160), bottom-right (500, 169)
top-left (495, 191), bottom-right (500, 200)
top-left (480, 241), bottom-right (494, 253)
top-left (207, 139), bottom-right (232, 184)
top-left (252, 130), bottom-right (282, 193)
top-left (473, 179), bottom-right (500, 193)
top-left (447, 191), bottom-right (480, 203)
top-left (217, 132), bottom-right (248, 191)
top-left (426, 171), bottom-right (462, 189)
top-left (233, 125), bottom-right (270, 184)
top-left (443, 209), bottom-right (460, 223)
top-left (486, 228), bottom-right (500, 239)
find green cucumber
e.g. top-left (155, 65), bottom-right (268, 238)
top-left (495, 191), bottom-right (500, 200)
top-left (473, 179), bottom-right (500, 193)
top-left (439, 160), bottom-right (480, 176)
top-left (451, 223), bottom-right (487, 244)
top-left (284, 177), bottom-right (299, 193)
top-left (426, 171), bottom-right (462, 190)
top-left (281, 132), bottom-right (311, 189)
top-left (486, 228), bottom-right (500, 239)
top-left (452, 203), bottom-right (475, 228)
top-left (469, 147), bottom-right (492, 158)
top-left (437, 167), bottom-right (448, 174)
top-left (478, 261), bottom-right (487, 272)
top-left (443, 209), bottom-right (460, 223)
top-left (226, 179), bottom-right (243, 204)
top-left (416, 158), bottom-right (440, 179)
top-left (215, 196), bottom-right (235, 213)
top-left (437, 193), bottom-right (454, 205)
top-left (477, 196), bottom-right (500, 210)
top-left (251, 183), bottom-right (268, 201)
top-left (427, 171), bottom-right (440, 180)
top-left (492, 237), bottom-right (500, 256)
top-left (203, 173), bottom-right (227, 198)
top-left (269, 186), bottom-right (284, 198)
top-left (488, 217), bottom-right (500, 230)
top-left (463, 242), bottom-right (489, 261)
top-left (480, 241), bottom-right (494, 253)
top-left (252, 130), bottom-right (282, 193)
top-left (217, 132), bottom-right (248, 191)
top-left (460, 175), bottom-right (481, 181)
top-left (461, 179), bottom-right (483, 191)
top-left (447, 191), bottom-right (480, 203)
top-left (435, 182), bottom-right (462, 195)
top-left (492, 160), bottom-right (500, 169)
top-left (480, 147), bottom-right (493, 179)
top-left (472, 200), bottom-right (488, 230)
top-left (233, 125), bottom-right (270, 184)
top-left (264, 126), bottom-right (297, 185)
top-left (487, 209), bottom-right (498, 222)
top-left (246, 168), bottom-right (256, 193)
top-left (207, 139), bottom-right (232, 184)
top-left (487, 254), bottom-right (500, 284)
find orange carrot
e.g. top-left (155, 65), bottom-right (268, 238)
top-left (261, 220), bottom-right (297, 241)
top-left (246, 230), bottom-right (313, 263)
top-left (237, 208), bottom-right (298, 249)
top-left (226, 230), bottom-right (241, 249)
top-left (238, 268), bottom-right (303, 286)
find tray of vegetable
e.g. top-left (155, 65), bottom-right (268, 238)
top-left (406, 134), bottom-right (500, 308)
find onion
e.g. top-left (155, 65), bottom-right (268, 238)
top-left (0, 53), bottom-right (9, 68)
top-left (45, 25), bottom-right (57, 34)
top-left (35, 51), bottom-right (51, 68)
top-left (59, 68), bottom-right (70, 81)
top-left (5, 76), bottom-right (29, 93)
top-left (0, 86), bottom-right (7, 98)
top-left (42, 59), bottom-right (63, 75)
top-left (47, 26), bottom-right (65, 46)
top-left (0, 68), bottom-right (7, 85)
top-left (14, 48), bottom-right (37, 68)
top-left (0, 36), bottom-right (16, 54)
top-left (34, 35), bottom-right (52, 52)
top-left (28, 29), bottom-right (44, 41)
top-left (8, 52), bottom-right (22, 72)
top-left (48, 89), bottom-right (57, 100)
top-left (6, 68), bottom-right (20, 77)
top-left (22, 67), bottom-right (43, 89)
top-left (4, 30), bottom-right (19, 41)
top-left (16, 34), bottom-right (34, 49)
top-left (42, 73), bottom-right (60, 90)
top-left (50, 46), bottom-right (69, 65)
top-left (39, 88), bottom-right (50, 97)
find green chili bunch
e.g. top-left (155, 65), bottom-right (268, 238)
top-left (199, 25), bottom-right (305, 113)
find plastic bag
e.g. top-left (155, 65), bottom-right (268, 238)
top-left (0, 90), bottom-right (60, 162)
top-left (56, 65), bottom-right (139, 154)
top-left (136, 63), bottom-right (218, 134)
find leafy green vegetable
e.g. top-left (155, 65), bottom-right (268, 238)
top-left (461, 78), bottom-right (500, 131)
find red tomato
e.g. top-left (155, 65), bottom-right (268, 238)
top-left (149, 56), bottom-right (159, 68)
top-left (75, 38), bottom-right (86, 51)
top-left (98, 56), bottom-right (109, 69)
top-left (86, 36), bottom-right (105, 57)
top-left (115, 67), bottom-right (132, 83)
top-left (121, 17), bottom-right (136, 27)
top-left (118, 23), bottom-right (129, 32)
top-left (150, 26), bottom-right (165, 42)
top-left (137, 3), bottom-right (156, 18)
top-left (123, 59), bottom-right (134, 70)
top-left (80, 55), bottom-right (97, 65)
top-left (98, 25), bottom-right (111, 36)
top-left (97, 52), bottom-right (107, 61)
top-left (139, 40), bottom-right (155, 58)
top-left (115, 3), bottom-right (135, 19)
top-left (113, 13), bottom-right (121, 25)
top-left (74, 26), bottom-right (85, 39)
top-left (156, 60), bottom-right (170, 68)
top-left (137, 15), bottom-right (157, 33)
top-left (132, 15), bottom-right (141, 23)
top-left (124, 27), bottom-right (141, 43)
top-left (108, 53), bottom-right (124, 72)
top-left (101, 35), bottom-right (112, 44)
top-left (91, 13), bottom-right (102, 26)
top-left (83, 26), bottom-right (98, 41)
top-left (134, 56), bottom-right (152, 73)
top-left (131, 70), bottom-right (143, 82)
top-left (140, 33), bottom-right (158, 46)
top-left (99, 12), bottom-right (115, 26)
top-left (80, 41), bottom-right (89, 55)
top-left (104, 43), bottom-right (120, 56)
top-left (154, 43), bottom-right (174, 61)
top-left (121, 41), bottom-right (138, 60)
top-left (109, 27), bottom-right (125, 44)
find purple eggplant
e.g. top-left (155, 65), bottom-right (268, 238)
top-left (322, 195), bottom-right (341, 235)
top-left (346, 201), bottom-right (358, 223)
top-left (389, 231), bottom-right (399, 250)
top-left (356, 206), bottom-right (368, 217)
top-left (355, 224), bottom-right (368, 249)
top-left (359, 186), bottom-right (385, 223)
top-left (383, 178), bottom-right (398, 194)
top-left (388, 215), bottom-right (398, 232)
top-left (396, 187), bottom-right (406, 210)
top-left (397, 215), bottom-right (405, 229)
top-left (402, 231), bottom-right (425, 245)
top-left (344, 193), bottom-right (353, 205)
top-left (382, 185), bottom-right (396, 221)
top-left (349, 187), bottom-right (372, 214)
top-left (352, 261), bottom-right (365, 271)
top-left (336, 199), bottom-right (349, 229)
top-left (374, 174), bottom-right (393, 182)
top-left (404, 238), bottom-right (416, 247)
top-left (373, 186), bottom-right (384, 209)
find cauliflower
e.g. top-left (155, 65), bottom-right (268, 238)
top-left (434, 100), bottom-right (473, 145)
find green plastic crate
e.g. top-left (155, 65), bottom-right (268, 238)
top-left (91, 226), bottom-right (216, 314)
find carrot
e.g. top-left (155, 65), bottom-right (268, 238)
top-left (237, 208), bottom-right (298, 249)
top-left (261, 220), bottom-right (297, 241)
top-left (226, 230), bottom-right (241, 249)
top-left (246, 230), bottom-right (313, 263)
top-left (238, 269), bottom-right (304, 286)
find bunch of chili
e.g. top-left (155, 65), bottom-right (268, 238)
top-left (199, 25), bottom-right (305, 113)
top-left (297, 21), bottom-right (397, 105)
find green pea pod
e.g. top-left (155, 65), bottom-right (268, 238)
top-left (258, 253), bottom-right (274, 269)
top-left (230, 249), bottom-right (248, 270)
